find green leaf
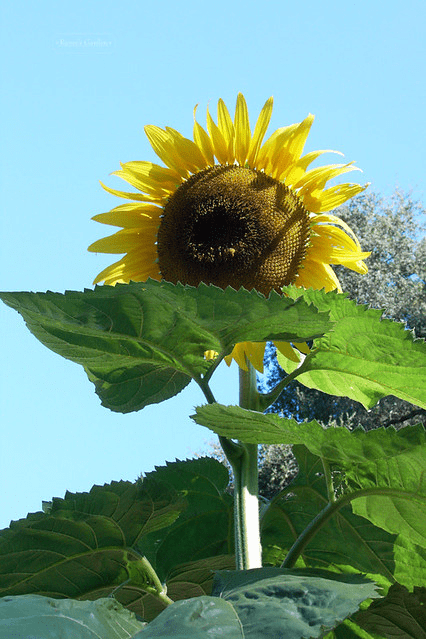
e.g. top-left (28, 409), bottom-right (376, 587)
top-left (135, 568), bottom-right (377, 639)
top-left (192, 404), bottom-right (426, 457)
top-left (118, 457), bottom-right (234, 622)
top-left (355, 584), bottom-right (426, 639)
top-left (212, 567), bottom-right (378, 638)
top-left (279, 287), bottom-right (426, 409)
top-left (345, 442), bottom-right (426, 550)
top-left (393, 537), bottom-right (426, 590)
top-left (262, 446), bottom-right (397, 585)
top-left (133, 596), bottom-right (243, 638)
top-left (0, 478), bottom-right (182, 618)
top-left (194, 405), bottom-right (426, 583)
top-left (166, 555), bottom-right (235, 602)
top-left (0, 280), bottom-right (331, 412)
top-left (0, 594), bottom-right (144, 638)
top-left (0, 458), bottom-right (234, 622)
top-left (140, 458), bottom-right (234, 582)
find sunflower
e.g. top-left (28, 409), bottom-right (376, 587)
top-left (89, 93), bottom-right (369, 372)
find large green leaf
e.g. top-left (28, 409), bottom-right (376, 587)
top-left (135, 568), bottom-right (377, 639)
top-left (393, 537), bottom-right (426, 590)
top-left (262, 446), bottom-right (397, 585)
top-left (0, 594), bottom-right (144, 638)
top-left (0, 479), bottom-right (182, 607)
top-left (264, 447), bottom-right (426, 591)
top-left (279, 286), bottom-right (426, 409)
top-left (133, 596), bottom-right (243, 638)
top-left (116, 554), bottom-right (235, 624)
top-left (0, 458), bottom-right (234, 622)
top-left (0, 280), bottom-right (331, 412)
top-left (194, 405), bottom-right (426, 581)
top-left (104, 458), bottom-right (234, 622)
top-left (355, 584), bottom-right (426, 639)
top-left (193, 404), bottom-right (426, 458)
top-left (212, 568), bottom-right (378, 638)
top-left (140, 458), bottom-right (233, 581)
top-left (344, 442), bottom-right (426, 550)
top-left (165, 554), bottom-right (235, 603)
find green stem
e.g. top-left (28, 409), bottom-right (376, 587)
top-left (321, 458), bottom-right (335, 502)
top-left (282, 486), bottom-right (423, 570)
top-left (228, 364), bottom-right (262, 570)
top-left (140, 555), bottom-right (175, 606)
top-left (197, 377), bottom-right (242, 460)
top-left (258, 356), bottom-right (313, 411)
top-left (198, 361), bottom-right (262, 569)
top-left (231, 440), bottom-right (262, 569)
top-left (118, 554), bottom-right (174, 606)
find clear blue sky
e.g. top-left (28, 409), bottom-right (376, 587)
top-left (1, 0), bottom-right (425, 529)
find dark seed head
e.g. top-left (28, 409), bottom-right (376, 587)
top-left (157, 164), bottom-right (310, 295)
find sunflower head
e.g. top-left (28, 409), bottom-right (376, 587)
top-left (89, 94), bottom-right (370, 370)
top-left (157, 164), bottom-right (312, 296)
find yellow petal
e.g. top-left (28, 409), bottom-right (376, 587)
top-left (234, 93), bottom-right (250, 166)
top-left (274, 114), bottom-right (315, 181)
top-left (204, 350), bottom-right (219, 361)
top-left (311, 234), bottom-right (370, 270)
top-left (207, 105), bottom-right (230, 164)
top-left (114, 164), bottom-right (176, 197)
top-left (274, 341), bottom-right (301, 363)
top-left (121, 161), bottom-right (181, 192)
top-left (93, 247), bottom-right (160, 285)
top-left (193, 105), bottom-right (215, 165)
top-left (295, 259), bottom-right (342, 292)
top-left (306, 183), bottom-right (369, 213)
top-left (224, 342), bottom-right (249, 370)
top-left (165, 127), bottom-right (210, 173)
top-left (247, 97), bottom-right (273, 167)
top-left (224, 341), bottom-right (266, 372)
top-left (285, 150), bottom-right (342, 187)
top-left (256, 123), bottom-right (299, 175)
top-left (308, 216), bottom-right (370, 273)
top-left (313, 213), bottom-right (362, 243)
top-left (296, 162), bottom-right (359, 194)
top-left (88, 226), bottom-right (159, 254)
top-left (144, 125), bottom-right (190, 178)
top-left (92, 203), bottom-right (162, 228)
top-left (100, 181), bottom-right (162, 203)
top-left (217, 98), bottom-right (235, 158)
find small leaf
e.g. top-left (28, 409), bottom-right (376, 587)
top-left (0, 594), bottom-right (144, 638)
top-left (356, 583), bottom-right (426, 639)
top-left (0, 281), bottom-right (331, 412)
top-left (280, 286), bottom-right (426, 409)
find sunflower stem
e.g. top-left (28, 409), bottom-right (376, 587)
top-left (227, 363), bottom-right (262, 570)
